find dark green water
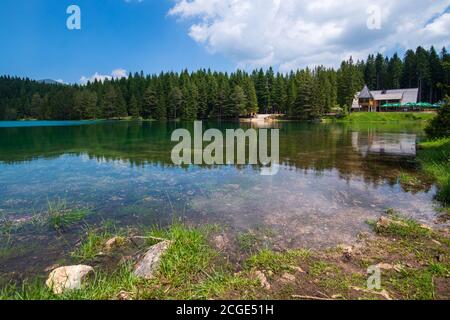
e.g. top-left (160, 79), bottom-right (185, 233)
top-left (0, 120), bottom-right (440, 277)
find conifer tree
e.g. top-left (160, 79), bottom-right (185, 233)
top-left (142, 86), bottom-right (158, 119)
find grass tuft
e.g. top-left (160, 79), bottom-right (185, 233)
top-left (418, 137), bottom-right (450, 206)
top-left (46, 199), bottom-right (90, 231)
top-left (71, 229), bottom-right (113, 261)
top-left (245, 248), bottom-right (310, 273)
top-left (368, 211), bottom-right (432, 239)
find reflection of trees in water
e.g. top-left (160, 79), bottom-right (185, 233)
top-left (0, 121), bottom-right (432, 192)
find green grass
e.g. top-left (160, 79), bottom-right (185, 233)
top-left (336, 112), bottom-right (435, 123)
top-left (398, 172), bottom-right (422, 188)
top-left (368, 211), bottom-right (432, 239)
top-left (386, 263), bottom-right (450, 300)
top-left (2, 221), bottom-right (448, 300)
top-left (139, 223), bottom-right (262, 299)
top-left (0, 200), bottom-right (92, 244)
top-left (71, 229), bottom-right (117, 261)
top-left (418, 137), bottom-right (450, 206)
top-left (0, 223), bottom-right (257, 300)
top-left (0, 263), bottom-right (141, 300)
top-left (236, 228), bottom-right (274, 253)
top-left (245, 248), bottom-right (310, 273)
top-left (46, 200), bottom-right (90, 231)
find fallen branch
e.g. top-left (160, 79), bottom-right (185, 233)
top-left (291, 295), bottom-right (335, 300)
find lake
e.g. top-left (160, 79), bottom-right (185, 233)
top-left (0, 120), bottom-right (441, 277)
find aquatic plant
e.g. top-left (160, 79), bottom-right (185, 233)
top-left (45, 199), bottom-right (90, 231)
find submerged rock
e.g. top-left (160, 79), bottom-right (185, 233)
top-left (133, 240), bottom-right (172, 279)
top-left (212, 234), bottom-right (229, 250)
top-left (46, 265), bottom-right (94, 294)
top-left (104, 236), bottom-right (127, 251)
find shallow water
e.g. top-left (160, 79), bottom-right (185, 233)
top-left (0, 120), bottom-right (441, 276)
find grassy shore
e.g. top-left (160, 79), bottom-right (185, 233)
top-left (418, 137), bottom-right (450, 207)
top-left (1, 213), bottom-right (448, 300)
top-left (327, 112), bottom-right (436, 123)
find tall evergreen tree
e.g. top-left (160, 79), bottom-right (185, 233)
top-left (129, 94), bottom-right (140, 118)
top-left (142, 86), bottom-right (158, 119)
top-left (227, 85), bottom-right (247, 118)
top-left (387, 53), bottom-right (403, 89)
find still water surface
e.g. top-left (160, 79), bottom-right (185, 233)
top-left (0, 120), bottom-right (440, 275)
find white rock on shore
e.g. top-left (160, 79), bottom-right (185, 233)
top-left (46, 265), bottom-right (94, 294)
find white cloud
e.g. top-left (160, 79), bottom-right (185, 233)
top-left (80, 68), bottom-right (128, 84)
top-left (111, 68), bottom-right (128, 78)
top-left (169, 0), bottom-right (450, 70)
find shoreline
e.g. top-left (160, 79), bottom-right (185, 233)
top-left (1, 213), bottom-right (448, 300)
top-left (2, 112), bottom-right (437, 124)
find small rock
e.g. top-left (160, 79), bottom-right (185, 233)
top-left (289, 266), bottom-right (305, 273)
top-left (134, 240), bottom-right (172, 279)
top-left (436, 254), bottom-right (445, 262)
top-left (280, 273), bottom-right (296, 283)
top-left (212, 234), bottom-right (229, 250)
top-left (254, 271), bottom-right (271, 290)
top-left (339, 244), bottom-right (354, 261)
top-left (46, 265), bottom-right (94, 294)
top-left (376, 216), bottom-right (407, 229)
top-left (376, 262), bottom-right (402, 272)
top-left (376, 217), bottom-right (393, 228)
top-left (117, 290), bottom-right (132, 300)
top-left (340, 245), bottom-right (353, 253)
top-left (104, 236), bottom-right (127, 251)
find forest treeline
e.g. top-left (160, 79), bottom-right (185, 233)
top-left (1, 46), bottom-right (449, 121)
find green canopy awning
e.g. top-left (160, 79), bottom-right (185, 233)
top-left (382, 102), bottom-right (440, 108)
top-left (382, 103), bottom-right (401, 107)
top-left (416, 102), bottom-right (433, 108)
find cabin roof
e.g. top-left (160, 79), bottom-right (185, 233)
top-left (358, 85), bottom-right (373, 99)
top-left (371, 92), bottom-right (403, 100)
top-left (357, 86), bottom-right (419, 103)
top-left (370, 88), bottom-right (419, 103)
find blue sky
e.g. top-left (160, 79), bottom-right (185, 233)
top-left (0, 0), bottom-right (233, 83)
top-left (0, 0), bottom-right (449, 83)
